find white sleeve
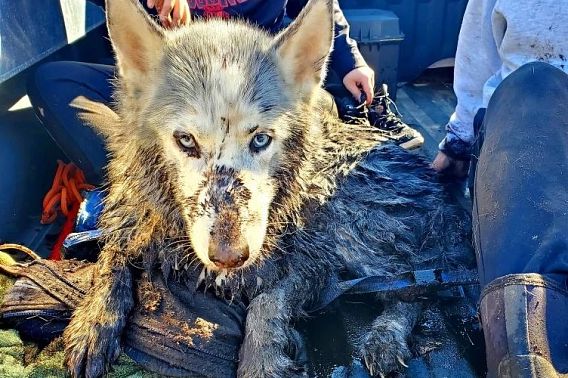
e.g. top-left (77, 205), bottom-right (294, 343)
top-left (446, 0), bottom-right (502, 145)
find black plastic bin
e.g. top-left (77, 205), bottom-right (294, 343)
top-left (340, 0), bottom-right (468, 83)
top-left (342, 9), bottom-right (404, 99)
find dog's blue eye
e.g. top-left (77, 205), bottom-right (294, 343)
top-left (250, 133), bottom-right (272, 152)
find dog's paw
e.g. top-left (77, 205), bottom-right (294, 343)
top-left (238, 292), bottom-right (307, 378)
top-left (63, 311), bottom-right (123, 378)
top-left (360, 320), bottom-right (412, 377)
top-left (238, 351), bottom-right (307, 378)
top-left (237, 330), bottom-right (307, 378)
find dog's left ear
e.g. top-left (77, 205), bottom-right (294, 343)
top-left (272, 0), bottom-right (334, 98)
top-left (71, 96), bottom-right (120, 140)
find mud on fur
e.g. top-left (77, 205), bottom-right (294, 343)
top-left (64, 0), bottom-right (474, 377)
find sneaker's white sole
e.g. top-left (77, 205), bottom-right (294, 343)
top-left (400, 133), bottom-right (425, 150)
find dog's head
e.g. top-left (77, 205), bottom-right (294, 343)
top-left (103, 0), bottom-right (335, 271)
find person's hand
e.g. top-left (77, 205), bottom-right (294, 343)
top-left (343, 66), bottom-right (375, 105)
top-left (431, 151), bottom-right (470, 177)
top-left (147, 0), bottom-right (190, 28)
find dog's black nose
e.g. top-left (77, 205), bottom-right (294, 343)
top-left (208, 241), bottom-right (249, 269)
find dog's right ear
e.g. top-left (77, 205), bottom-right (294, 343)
top-left (105, 0), bottom-right (166, 87)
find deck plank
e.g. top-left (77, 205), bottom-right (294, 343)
top-left (394, 69), bottom-right (472, 210)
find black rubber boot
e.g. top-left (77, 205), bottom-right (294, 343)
top-left (472, 62), bottom-right (568, 377)
top-left (480, 275), bottom-right (568, 378)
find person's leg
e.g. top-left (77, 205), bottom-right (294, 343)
top-left (323, 68), bottom-right (358, 120)
top-left (27, 61), bottom-right (115, 185)
top-left (473, 61), bottom-right (568, 377)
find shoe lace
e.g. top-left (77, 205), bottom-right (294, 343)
top-left (370, 88), bottom-right (406, 131)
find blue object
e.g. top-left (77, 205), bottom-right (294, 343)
top-left (63, 229), bottom-right (103, 250)
top-left (75, 189), bottom-right (105, 232)
top-left (62, 189), bottom-right (104, 261)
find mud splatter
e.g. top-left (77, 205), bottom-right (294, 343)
top-left (173, 317), bottom-right (219, 347)
top-left (138, 279), bottom-right (162, 313)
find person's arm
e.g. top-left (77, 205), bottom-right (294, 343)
top-left (433, 0), bottom-right (501, 173)
top-left (327, 1), bottom-right (366, 78)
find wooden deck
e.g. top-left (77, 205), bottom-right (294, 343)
top-left (396, 68), bottom-right (456, 159)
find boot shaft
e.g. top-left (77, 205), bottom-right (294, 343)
top-left (480, 274), bottom-right (568, 378)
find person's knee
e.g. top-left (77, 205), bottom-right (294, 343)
top-left (27, 61), bottom-right (70, 104)
top-left (495, 61), bottom-right (568, 102)
top-left (485, 62), bottom-right (568, 130)
top-left (514, 61), bottom-right (567, 82)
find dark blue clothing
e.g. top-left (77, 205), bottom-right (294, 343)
top-left (471, 62), bottom-right (568, 288)
top-left (90, 0), bottom-right (367, 79)
top-left (27, 62), bottom-right (113, 184)
top-left (471, 62), bottom-right (568, 377)
top-left (91, 0), bottom-right (367, 78)
top-left (188, 0), bottom-right (366, 79)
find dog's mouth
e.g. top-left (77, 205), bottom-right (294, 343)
top-left (197, 254), bottom-right (254, 273)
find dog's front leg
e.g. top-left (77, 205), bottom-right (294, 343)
top-left (238, 287), bottom-right (306, 378)
top-left (64, 247), bottom-right (134, 378)
top-left (361, 300), bottom-right (422, 377)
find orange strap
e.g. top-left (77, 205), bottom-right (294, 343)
top-left (40, 161), bottom-right (95, 259)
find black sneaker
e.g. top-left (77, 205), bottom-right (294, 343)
top-left (368, 84), bottom-right (424, 150)
top-left (335, 95), bottom-right (368, 125)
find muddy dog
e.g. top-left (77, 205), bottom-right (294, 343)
top-left (63, 0), bottom-right (473, 376)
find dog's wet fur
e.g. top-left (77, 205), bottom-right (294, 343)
top-left (63, 0), bottom-right (473, 376)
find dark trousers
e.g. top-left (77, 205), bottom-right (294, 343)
top-left (471, 62), bottom-right (568, 288)
top-left (471, 62), bottom-right (568, 376)
top-left (27, 62), bottom-right (114, 185)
